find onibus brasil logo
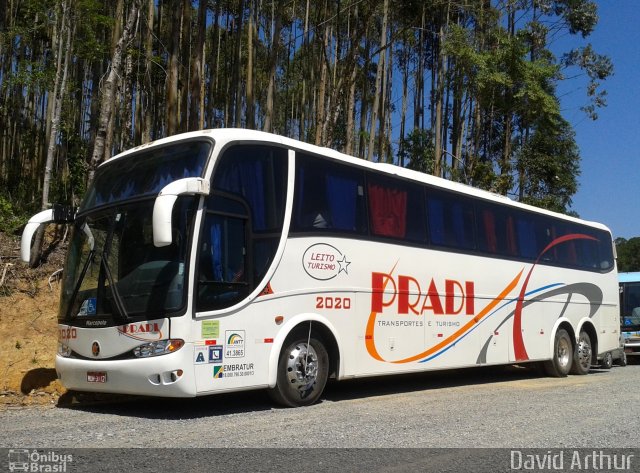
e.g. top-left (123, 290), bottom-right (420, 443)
top-left (8, 449), bottom-right (73, 472)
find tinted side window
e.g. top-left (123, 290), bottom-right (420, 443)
top-left (622, 282), bottom-right (640, 327)
top-left (597, 231), bottom-right (614, 271)
top-left (292, 153), bottom-right (366, 234)
top-left (427, 191), bottom-right (475, 250)
top-left (197, 145), bottom-right (287, 312)
top-left (515, 214), bottom-right (538, 260)
top-left (367, 173), bottom-right (426, 242)
top-left (477, 205), bottom-right (518, 256)
top-left (570, 227), bottom-right (613, 271)
top-left (213, 145), bottom-right (287, 232)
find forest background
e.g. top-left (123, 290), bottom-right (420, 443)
top-left (0, 0), bottom-right (638, 270)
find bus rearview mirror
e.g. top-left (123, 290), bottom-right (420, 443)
top-left (153, 177), bottom-right (210, 247)
top-left (21, 209), bottom-right (54, 263)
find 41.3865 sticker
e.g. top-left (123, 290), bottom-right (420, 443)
top-left (225, 330), bottom-right (245, 358)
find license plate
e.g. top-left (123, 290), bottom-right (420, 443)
top-left (87, 371), bottom-right (107, 383)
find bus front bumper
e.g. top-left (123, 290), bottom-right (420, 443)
top-left (55, 345), bottom-right (196, 397)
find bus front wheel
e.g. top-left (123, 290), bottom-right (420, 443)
top-left (543, 328), bottom-right (573, 377)
top-left (269, 334), bottom-right (329, 407)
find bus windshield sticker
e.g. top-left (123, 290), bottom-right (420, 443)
top-left (77, 298), bottom-right (97, 317)
top-left (201, 320), bottom-right (220, 339)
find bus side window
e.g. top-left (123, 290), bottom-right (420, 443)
top-left (477, 207), bottom-right (518, 257)
top-left (479, 208), bottom-right (497, 253)
top-left (293, 154), bottom-right (365, 234)
top-left (427, 191), bottom-right (475, 250)
top-left (366, 174), bottom-right (426, 243)
top-left (368, 183), bottom-right (408, 238)
top-left (516, 216), bottom-right (537, 260)
top-left (196, 212), bottom-right (248, 311)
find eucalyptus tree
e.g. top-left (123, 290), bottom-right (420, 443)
top-left (88, 0), bottom-right (140, 184)
top-left (0, 0), bottom-right (617, 262)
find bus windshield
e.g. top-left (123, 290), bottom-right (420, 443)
top-left (58, 140), bottom-right (210, 324)
top-left (80, 139), bottom-right (210, 213)
top-left (60, 198), bottom-right (197, 323)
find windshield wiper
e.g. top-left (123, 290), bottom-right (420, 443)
top-left (67, 248), bottom-right (95, 321)
top-left (101, 217), bottom-right (131, 324)
top-left (100, 254), bottom-right (130, 323)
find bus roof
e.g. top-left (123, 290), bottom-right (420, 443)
top-left (619, 272), bottom-right (640, 283)
top-left (106, 128), bottom-right (612, 234)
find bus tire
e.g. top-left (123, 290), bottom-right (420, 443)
top-left (570, 330), bottom-right (592, 375)
top-left (543, 328), bottom-right (573, 377)
top-left (618, 352), bottom-right (627, 367)
top-left (600, 352), bottom-right (613, 370)
top-left (269, 334), bottom-right (329, 407)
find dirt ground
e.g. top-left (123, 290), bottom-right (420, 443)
top-left (0, 231), bottom-right (67, 409)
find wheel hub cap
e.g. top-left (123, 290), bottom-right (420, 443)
top-left (558, 338), bottom-right (571, 368)
top-left (577, 338), bottom-right (591, 368)
top-left (285, 343), bottom-right (319, 392)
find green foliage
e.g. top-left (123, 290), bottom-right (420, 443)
top-left (554, 0), bottom-right (599, 37)
top-left (616, 238), bottom-right (640, 272)
top-left (0, 0), bottom-right (612, 219)
top-left (517, 117), bottom-right (579, 213)
top-left (400, 129), bottom-right (435, 174)
top-left (562, 44), bottom-right (613, 120)
top-left (0, 195), bottom-right (28, 234)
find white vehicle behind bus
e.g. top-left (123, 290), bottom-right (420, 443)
top-left (619, 272), bottom-right (640, 362)
top-left (21, 129), bottom-right (620, 407)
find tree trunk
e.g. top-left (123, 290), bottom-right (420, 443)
top-left (233, 0), bottom-right (245, 128)
top-left (166, 0), bottom-right (181, 136)
top-left (142, 0), bottom-right (154, 143)
top-left (88, 0), bottom-right (140, 185)
top-left (366, 0), bottom-right (388, 162)
top-left (179, 0), bottom-right (191, 131)
top-left (299, 0), bottom-right (310, 141)
top-left (498, 4), bottom-right (516, 195)
top-left (122, 51), bottom-right (134, 150)
top-left (30, 1), bottom-right (74, 267)
top-left (188, 0), bottom-right (206, 131)
top-left (264, 2), bottom-right (282, 133)
top-left (246, 0), bottom-right (255, 129)
top-left (399, 38), bottom-right (409, 167)
top-left (433, 5), bottom-right (450, 177)
top-left (314, 9), bottom-right (330, 145)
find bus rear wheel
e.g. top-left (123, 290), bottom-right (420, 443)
top-left (269, 334), bottom-right (329, 407)
top-left (570, 330), bottom-right (592, 375)
top-left (543, 328), bottom-right (573, 377)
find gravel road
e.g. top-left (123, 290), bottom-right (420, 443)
top-left (1, 364), bottom-right (638, 450)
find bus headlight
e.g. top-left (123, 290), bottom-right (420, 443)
top-left (133, 339), bottom-right (184, 358)
top-left (58, 342), bottom-right (72, 358)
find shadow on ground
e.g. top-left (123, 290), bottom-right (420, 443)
top-left (52, 363), bottom-right (556, 419)
top-left (20, 368), bottom-right (58, 394)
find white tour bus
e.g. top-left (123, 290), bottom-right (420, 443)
top-left (22, 129), bottom-right (619, 407)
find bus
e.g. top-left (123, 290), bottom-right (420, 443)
top-left (21, 129), bottom-right (620, 407)
top-left (619, 272), bottom-right (640, 361)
